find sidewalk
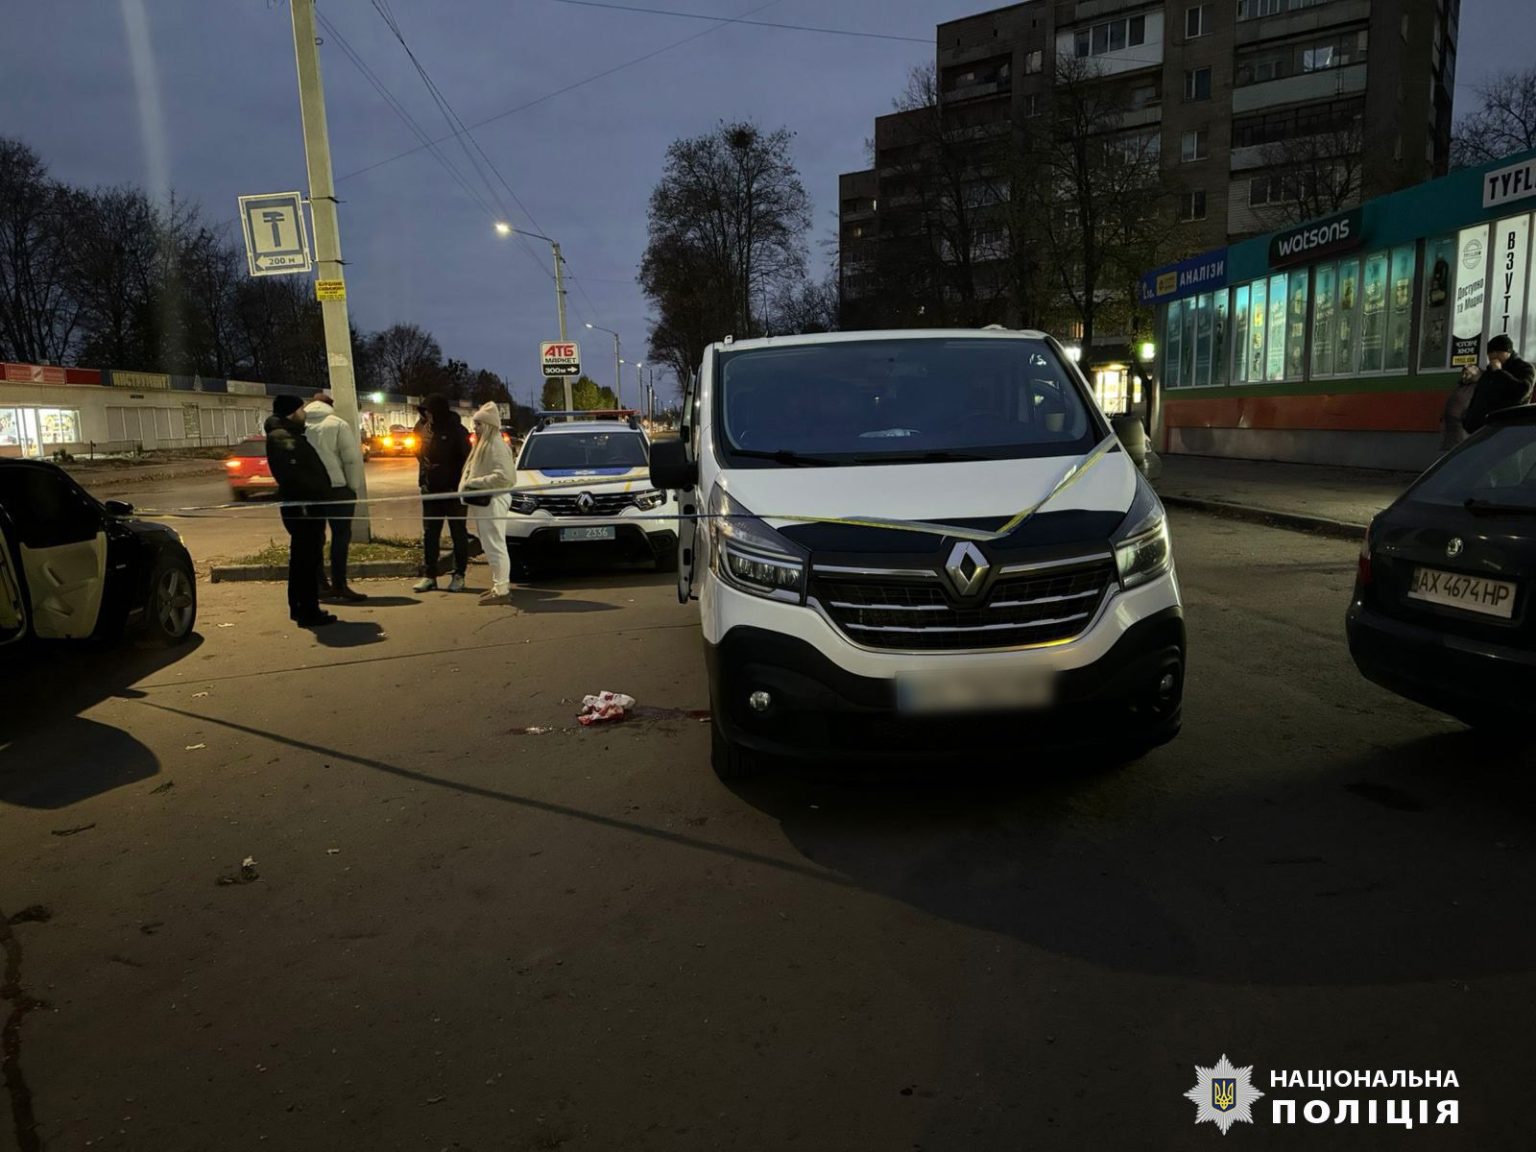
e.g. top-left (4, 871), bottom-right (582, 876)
top-left (63, 457), bottom-right (225, 490)
top-left (1153, 454), bottom-right (1420, 539)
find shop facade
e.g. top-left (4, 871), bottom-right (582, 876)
top-left (1140, 148), bottom-right (1536, 471)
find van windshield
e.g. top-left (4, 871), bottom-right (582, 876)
top-left (716, 337), bottom-right (1099, 465)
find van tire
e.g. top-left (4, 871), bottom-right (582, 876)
top-left (711, 719), bottom-right (764, 782)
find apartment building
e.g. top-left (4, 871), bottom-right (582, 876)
top-left (839, 0), bottom-right (1458, 338)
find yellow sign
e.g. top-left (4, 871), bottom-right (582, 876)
top-left (1155, 271), bottom-right (1178, 296)
top-left (315, 279), bottom-right (347, 301)
top-left (111, 370), bottom-right (170, 390)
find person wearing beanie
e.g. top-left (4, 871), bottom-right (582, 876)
top-left (265, 394), bottom-right (338, 627)
top-left (458, 401), bottom-right (517, 605)
top-left (1463, 333), bottom-right (1535, 434)
top-left (413, 393), bottom-right (472, 593)
top-left (303, 392), bottom-right (368, 603)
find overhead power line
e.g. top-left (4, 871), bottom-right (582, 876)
top-left (334, 0), bottom-right (786, 185)
top-left (545, 0), bottom-right (929, 44)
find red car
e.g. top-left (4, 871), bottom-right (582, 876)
top-left (223, 436), bottom-right (277, 501)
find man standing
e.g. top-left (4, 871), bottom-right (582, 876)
top-left (304, 392), bottom-right (368, 602)
top-left (413, 393), bottom-right (471, 593)
top-left (265, 395), bottom-right (337, 628)
top-left (1462, 334), bottom-right (1536, 434)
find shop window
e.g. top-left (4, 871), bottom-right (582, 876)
top-left (1385, 244), bottom-right (1417, 372)
top-left (1359, 250), bottom-right (1389, 372)
top-left (1286, 273), bottom-right (1309, 380)
top-left (1418, 236), bottom-right (1454, 370)
top-left (1335, 260), bottom-right (1361, 375)
top-left (1311, 264), bottom-right (1337, 376)
top-left (1231, 285), bottom-right (1250, 384)
top-left (1165, 300), bottom-right (1185, 388)
top-left (1194, 293), bottom-right (1214, 388)
top-left (1266, 273), bottom-right (1289, 381)
top-left (1213, 291), bottom-right (1230, 387)
top-left (1246, 279), bottom-right (1268, 383)
top-left (37, 408), bottom-right (80, 445)
top-left (1182, 293), bottom-right (1199, 387)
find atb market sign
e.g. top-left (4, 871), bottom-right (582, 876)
top-left (540, 341), bottom-right (581, 377)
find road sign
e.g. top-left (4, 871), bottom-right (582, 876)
top-left (315, 279), bottom-right (346, 301)
top-left (237, 192), bottom-right (313, 276)
top-left (540, 341), bottom-right (581, 378)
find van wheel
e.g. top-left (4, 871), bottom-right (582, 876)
top-left (139, 556), bottom-right (197, 647)
top-left (711, 718), bottom-right (765, 782)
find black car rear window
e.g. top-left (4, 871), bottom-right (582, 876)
top-left (231, 441), bottom-right (266, 458)
top-left (1413, 424), bottom-right (1536, 509)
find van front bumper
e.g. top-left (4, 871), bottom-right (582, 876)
top-left (706, 606), bottom-right (1185, 761)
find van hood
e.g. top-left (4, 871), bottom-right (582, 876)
top-left (718, 443), bottom-right (1137, 531)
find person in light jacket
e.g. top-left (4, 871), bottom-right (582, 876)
top-left (304, 393), bottom-right (369, 602)
top-left (459, 402), bottom-right (516, 605)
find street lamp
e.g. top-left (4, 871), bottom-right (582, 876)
top-left (495, 222), bottom-right (571, 414)
top-left (585, 322), bottom-right (622, 408)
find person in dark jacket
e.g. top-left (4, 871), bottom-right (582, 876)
top-left (1462, 334), bottom-right (1536, 434)
top-left (413, 393), bottom-right (472, 593)
top-left (266, 395), bottom-right (337, 627)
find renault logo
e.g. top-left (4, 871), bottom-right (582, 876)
top-left (944, 541), bottom-right (990, 597)
top-left (1446, 537), bottom-right (1464, 558)
top-left (576, 491), bottom-right (596, 514)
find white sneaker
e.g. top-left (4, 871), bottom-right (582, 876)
top-left (478, 588), bottom-right (512, 606)
top-left (448, 574), bottom-right (466, 593)
top-left (412, 577), bottom-right (438, 593)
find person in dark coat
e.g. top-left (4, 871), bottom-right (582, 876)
top-left (265, 395), bottom-right (337, 627)
top-left (412, 393), bottom-right (472, 593)
top-left (1462, 334), bottom-right (1536, 434)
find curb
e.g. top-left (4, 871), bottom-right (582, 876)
top-left (1160, 495), bottom-right (1367, 541)
top-left (210, 561), bottom-right (419, 583)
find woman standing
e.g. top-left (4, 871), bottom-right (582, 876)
top-left (459, 402), bottom-right (518, 605)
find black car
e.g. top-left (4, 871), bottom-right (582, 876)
top-left (0, 460), bottom-right (197, 650)
top-left (1347, 406), bottom-right (1536, 731)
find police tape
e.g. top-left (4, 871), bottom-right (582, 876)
top-left (120, 434), bottom-right (1121, 545)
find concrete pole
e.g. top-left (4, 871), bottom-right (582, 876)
top-left (552, 241), bottom-right (573, 417)
top-left (614, 334), bottom-right (622, 410)
top-left (290, 0), bottom-right (369, 541)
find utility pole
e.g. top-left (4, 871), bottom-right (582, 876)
top-left (290, 0), bottom-right (369, 540)
top-left (552, 241), bottom-right (574, 417)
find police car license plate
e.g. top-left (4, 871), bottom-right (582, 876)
top-left (560, 525), bottom-right (616, 542)
top-left (896, 667), bottom-right (1056, 715)
top-left (1406, 567), bottom-right (1516, 619)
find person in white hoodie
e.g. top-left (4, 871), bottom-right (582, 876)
top-left (459, 402), bottom-right (517, 605)
top-left (304, 393), bottom-right (369, 602)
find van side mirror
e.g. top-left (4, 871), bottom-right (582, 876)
top-left (1111, 415), bottom-right (1150, 474)
top-left (650, 437), bottom-right (697, 491)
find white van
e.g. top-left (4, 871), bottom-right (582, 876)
top-left (649, 329), bottom-right (1184, 779)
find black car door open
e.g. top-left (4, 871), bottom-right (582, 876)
top-left (0, 464), bottom-right (108, 639)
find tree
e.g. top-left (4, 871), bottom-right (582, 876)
top-left (0, 138), bottom-right (80, 364)
top-left (769, 272), bottom-right (839, 335)
top-left (1451, 66), bottom-right (1536, 168)
top-left (1023, 55), bottom-right (1173, 351)
top-left (369, 323), bottom-right (442, 396)
top-left (67, 185), bottom-right (162, 369)
top-left (641, 121), bottom-right (812, 378)
top-left (1255, 118), bottom-right (1366, 226)
top-left (540, 378), bottom-right (567, 409)
top-left (469, 368), bottom-right (511, 407)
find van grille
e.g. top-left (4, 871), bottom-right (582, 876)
top-left (811, 557), bottom-right (1115, 651)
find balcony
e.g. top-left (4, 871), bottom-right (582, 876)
top-left (1232, 62), bottom-right (1367, 114)
top-left (1237, 0), bottom-right (1370, 46)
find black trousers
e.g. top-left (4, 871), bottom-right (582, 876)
top-left (315, 486), bottom-right (355, 589)
top-left (422, 491), bottom-right (469, 578)
top-left (282, 506), bottom-right (325, 619)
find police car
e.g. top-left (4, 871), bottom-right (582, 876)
top-left (506, 411), bottom-right (679, 571)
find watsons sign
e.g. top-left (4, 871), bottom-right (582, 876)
top-left (1268, 208), bottom-right (1363, 268)
top-left (1138, 249), bottom-right (1228, 305)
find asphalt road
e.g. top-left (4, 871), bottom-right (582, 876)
top-left (86, 457), bottom-right (428, 568)
top-left (1, 511), bottom-right (1531, 1152)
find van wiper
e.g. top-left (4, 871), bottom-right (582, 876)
top-left (851, 450), bottom-right (994, 464)
top-left (1465, 496), bottom-right (1536, 515)
top-left (730, 448), bottom-right (836, 467)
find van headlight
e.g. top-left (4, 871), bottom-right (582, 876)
top-left (708, 485), bottom-right (807, 601)
top-left (1113, 476), bottom-right (1172, 589)
top-left (633, 489), bottom-right (666, 511)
